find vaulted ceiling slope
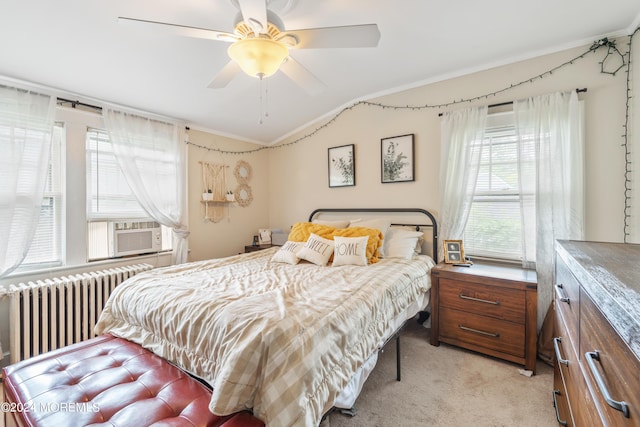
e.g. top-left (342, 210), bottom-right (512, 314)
top-left (2, 0), bottom-right (639, 144)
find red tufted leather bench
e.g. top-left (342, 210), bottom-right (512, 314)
top-left (2, 334), bottom-right (264, 427)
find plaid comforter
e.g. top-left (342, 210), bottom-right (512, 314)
top-left (95, 248), bottom-right (433, 426)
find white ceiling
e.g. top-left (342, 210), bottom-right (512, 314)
top-left (2, 0), bottom-right (639, 144)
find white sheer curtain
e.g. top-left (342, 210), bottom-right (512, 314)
top-left (0, 85), bottom-right (56, 277)
top-left (103, 107), bottom-right (189, 264)
top-left (514, 91), bottom-right (584, 327)
top-left (439, 105), bottom-right (488, 262)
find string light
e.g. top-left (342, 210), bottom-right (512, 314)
top-left (187, 36), bottom-right (630, 155)
top-left (596, 37), bottom-right (627, 75)
top-left (188, 33), bottom-right (640, 241)
top-left (623, 28), bottom-right (639, 242)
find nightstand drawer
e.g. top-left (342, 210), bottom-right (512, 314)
top-left (439, 307), bottom-right (525, 358)
top-left (439, 278), bottom-right (526, 324)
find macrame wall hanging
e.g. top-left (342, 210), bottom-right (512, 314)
top-left (200, 161), bottom-right (228, 222)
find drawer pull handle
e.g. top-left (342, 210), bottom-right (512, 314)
top-left (553, 337), bottom-right (569, 366)
top-left (458, 324), bottom-right (500, 338)
top-left (459, 294), bottom-right (500, 305)
top-left (585, 351), bottom-right (630, 418)
top-left (555, 283), bottom-right (570, 304)
top-left (552, 390), bottom-right (568, 426)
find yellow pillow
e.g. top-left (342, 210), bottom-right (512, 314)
top-left (288, 222), bottom-right (337, 242)
top-left (288, 222), bottom-right (383, 263)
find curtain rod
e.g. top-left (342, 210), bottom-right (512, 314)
top-left (438, 88), bottom-right (588, 117)
top-left (57, 97), bottom-right (192, 130)
top-left (57, 97), bottom-right (103, 111)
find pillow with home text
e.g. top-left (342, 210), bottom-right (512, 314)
top-left (332, 235), bottom-right (369, 266)
top-left (271, 241), bottom-right (305, 264)
top-left (297, 233), bottom-right (335, 266)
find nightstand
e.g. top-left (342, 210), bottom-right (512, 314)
top-left (430, 262), bottom-right (538, 372)
top-left (244, 244), bottom-right (276, 253)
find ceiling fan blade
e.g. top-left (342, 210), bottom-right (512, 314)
top-left (279, 57), bottom-right (326, 96)
top-left (281, 24), bottom-right (380, 49)
top-left (207, 61), bottom-right (242, 89)
top-left (118, 17), bottom-right (239, 42)
top-left (237, 0), bottom-right (268, 36)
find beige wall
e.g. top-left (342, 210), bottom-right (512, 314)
top-left (267, 40), bottom-right (630, 244)
top-left (186, 37), bottom-right (634, 256)
top-left (186, 129), bottom-right (270, 261)
top-left (0, 37), bottom-right (634, 365)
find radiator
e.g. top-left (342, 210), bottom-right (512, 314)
top-left (1, 263), bottom-right (153, 363)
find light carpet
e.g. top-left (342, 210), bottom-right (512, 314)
top-left (327, 320), bottom-right (556, 427)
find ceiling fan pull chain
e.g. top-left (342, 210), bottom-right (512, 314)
top-left (258, 73), bottom-right (269, 125)
top-left (264, 78), bottom-right (270, 119)
top-left (259, 75), bottom-right (264, 124)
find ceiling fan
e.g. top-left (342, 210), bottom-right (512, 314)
top-left (118, 0), bottom-right (380, 96)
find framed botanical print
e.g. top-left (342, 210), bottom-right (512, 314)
top-left (381, 134), bottom-right (415, 183)
top-left (328, 144), bottom-right (355, 187)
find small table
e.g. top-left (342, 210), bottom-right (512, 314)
top-left (244, 244), bottom-right (277, 253)
top-left (430, 261), bottom-right (538, 372)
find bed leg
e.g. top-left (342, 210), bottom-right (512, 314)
top-left (417, 310), bottom-right (430, 324)
top-left (339, 406), bottom-right (357, 417)
top-left (396, 333), bottom-right (401, 381)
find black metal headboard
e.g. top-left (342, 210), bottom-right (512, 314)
top-left (308, 208), bottom-right (439, 261)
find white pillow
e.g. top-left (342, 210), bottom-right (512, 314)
top-left (297, 233), bottom-right (335, 266)
top-left (271, 241), bottom-right (305, 264)
top-left (349, 218), bottom-right (391, 255)
top-left (312, 219), bottom-right (350, 228)
top-left (383, 228), bottom-right (423, 260)
top-left (332, 235), bottom-right (369, 266)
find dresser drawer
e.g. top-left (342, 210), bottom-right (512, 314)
top-left (553, 362), bottom-right (574, 427)
top-left (555, 310), bottom-right (601, 427)
top-left (439, 278), bottom-right (525, 324)
top-left (580, 289), bottom-right (640, 426)
top-left (439, 307), bottom-right (525, 358)
top-left (555, 256), bottom-right (580, 348)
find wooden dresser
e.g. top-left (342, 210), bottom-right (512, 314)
top-left (553, 241), bottom-right (640, 426)
top-left (430, 262), bottom-right (538, 372)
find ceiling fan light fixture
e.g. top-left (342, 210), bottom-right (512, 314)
top-left (228, 38), bottom-right (289, 78)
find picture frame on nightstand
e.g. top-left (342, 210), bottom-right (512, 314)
top-left (443, 239), bottom-right (466, 264)
top-left (258, 228), bottom-right (272, 244)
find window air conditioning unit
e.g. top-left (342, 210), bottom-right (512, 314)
top-left (109, 220), bottom-right (162, 257)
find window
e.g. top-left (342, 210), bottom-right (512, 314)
top-left (86, 128), bottom-right (149, 219)
top-left (463, 112), bottom-right (526, 261)
top-left (1, 103), bottom-right (177, 276)
top-left (86, 128), bottom-right (172, 260)
top-left (21, 123), bottom-right (65, 267)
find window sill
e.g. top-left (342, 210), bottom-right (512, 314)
top-left (0, 252), bottom-right (172, 286)
top-left (467, 254), bottom-right (527, 266)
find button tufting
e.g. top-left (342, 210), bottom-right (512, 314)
top-left (2, 334), bottom-right (265, 427)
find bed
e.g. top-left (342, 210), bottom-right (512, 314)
top-left (94, 208), bottom-right (438, 427)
